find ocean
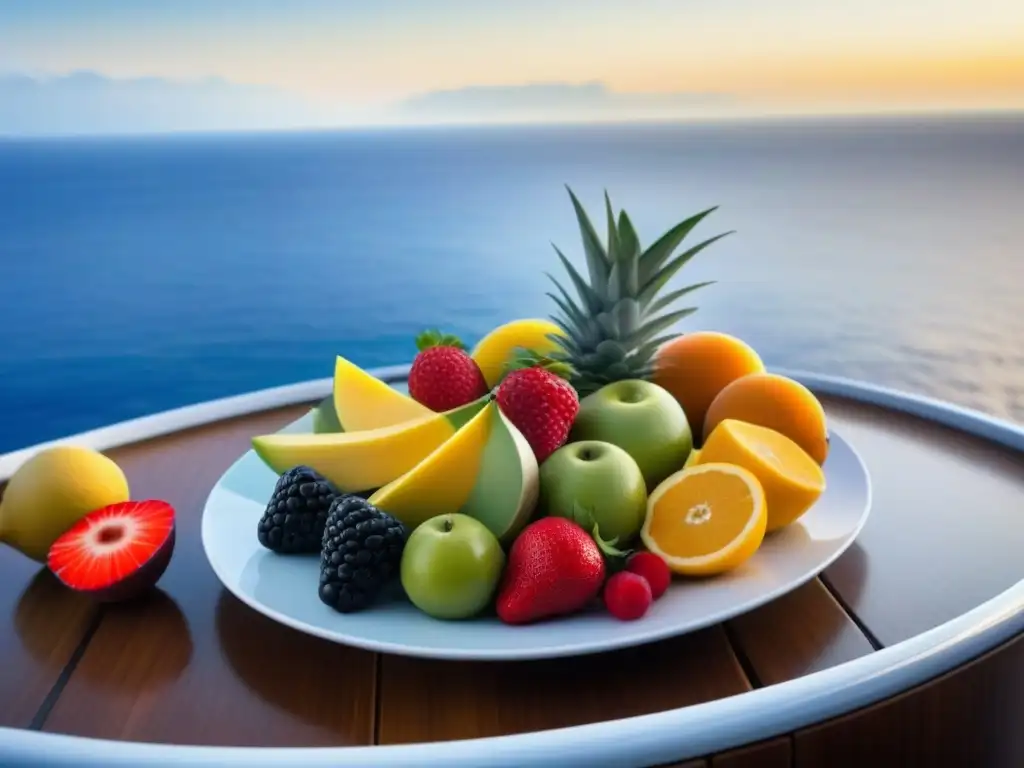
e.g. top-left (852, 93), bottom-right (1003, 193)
top-left (1, 113), bottom-right (1022, 453)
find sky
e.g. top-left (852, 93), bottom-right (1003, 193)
top-left (1, 0), bottom-right (1023, 134)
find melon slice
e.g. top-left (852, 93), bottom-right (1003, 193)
top-left (368, 402), bottom-right (539, 542)
top-left (461, 406), bottom-right (539, 542)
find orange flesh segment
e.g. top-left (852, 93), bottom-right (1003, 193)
top-left (647, 470), bottom-right (757, 559)
top-left (734, 427), bottom-right (822, 488)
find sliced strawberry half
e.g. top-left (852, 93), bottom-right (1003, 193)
top-left (47, 500), bottom-right (176, 602)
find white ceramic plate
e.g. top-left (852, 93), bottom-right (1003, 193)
top-left (202, 407), bottom-right (872, 661)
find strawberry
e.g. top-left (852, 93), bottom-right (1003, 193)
top-left (47, 500), bottom-right (176, 603)
top-left (495, 366), bottom-right (579, 463)
top-left (407, 329), bottom-right (489, 412)
top-left (495, 517), bottom-right (605, 625)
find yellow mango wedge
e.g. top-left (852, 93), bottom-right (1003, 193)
top-left (370, 401), bottom-right (539, 542)
top-left (332, 355), bottom-right (432, 432)
top-left (368, 402), bottom-right (495, 528)
top-left (252, 396), bottom-right (488, 492)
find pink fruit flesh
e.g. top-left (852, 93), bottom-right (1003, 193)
top-left (47, 500), bottom-right (176, 602)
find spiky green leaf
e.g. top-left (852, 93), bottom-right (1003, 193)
top-left (612, 297), bottom-right (640, 337)
top-left (415, 329), bottom-right (465, 351)
top-left (645, 281), bottom-right (717, 316)
top-left (617, 210), bottom-right (640, 260)
top-left (565, 186), bottom-right (610, 294)
top-left (595, 311), bottom-right (620, 340)
top-left (637, 232), bottom-right (732, 311)
top-left (604, 191), bottom-right (620, 265)
top-left (623, 308), bottom-right (698, 348)
top-left (544, 275), bottom-right (588, 326)
top-left (637, 206), bottom-right (719, 286)
top-left (552, 244), bottom-right (603, 315)
top-left (632, 333), bottom-right (682, 367)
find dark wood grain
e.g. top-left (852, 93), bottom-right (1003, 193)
top-left (661, 761), bottom-right (707, 768)
top-left (794, 631), bottom-right (1024, 767)
top-left (377, 626), bottom-right (749, 745)
top-left (821, 396), bottom-right (1024, 647)
top-left (0, 541), bottom-right (97, 728)
top-left (711, 737), bottom-right (791, 767)
top-left (728, 578), bottom-right (875, 686)
top-left (39, 404), bottom-right (379, 747)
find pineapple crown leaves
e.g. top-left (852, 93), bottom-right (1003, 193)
top-left (553, 185), bottom-right (733, 321)
top-left (543, 187), bottom-right (734, 391)
top-left (415, 329), bottom-right (466, 352)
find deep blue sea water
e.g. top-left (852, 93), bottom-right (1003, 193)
top-left (2, 114), bottom-right (1023, 453)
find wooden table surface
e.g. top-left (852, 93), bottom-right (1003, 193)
top-left (2, 392), bottom-right (1023, 765)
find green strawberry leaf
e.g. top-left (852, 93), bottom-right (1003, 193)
top-left (501, 347), bottom-right (577, 382)
top-left (570, 504), bottom-right (634, 569)
top-left (591, 521), bottom-right (633, 563)
top-left (415, 329), bottom-right (466, 352)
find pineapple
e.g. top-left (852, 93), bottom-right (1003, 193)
top-left (541, 187), bottom-right (732, 397)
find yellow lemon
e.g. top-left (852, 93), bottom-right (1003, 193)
top-left (470, 319), bottom-right (564, 388)
top-left (0, 445), bottom-right (130, 562)
top-left (693, 419), bottom-right (825, 532)
top-left (641, 462), bottom-right (767, 577)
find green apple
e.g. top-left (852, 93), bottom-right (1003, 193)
top-left (400, 513), bottom-right (505, 620)
top-left (539, 440), bottom-right (647, 544)
top-left (569, 379), bottom-right (692, 491)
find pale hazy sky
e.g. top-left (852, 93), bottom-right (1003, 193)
top-left (2, 0), bottom-right (1023, 129)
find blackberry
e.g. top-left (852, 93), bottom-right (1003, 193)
top-left (257, 466), bottom-right (338, 554)
top-left (318, 495), bottom-right (408, 613)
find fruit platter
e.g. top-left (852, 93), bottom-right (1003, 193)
top-left (200, 189), bottom-right (872, 660)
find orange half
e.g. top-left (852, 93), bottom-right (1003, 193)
top-left (640, 462), bottom-right (767, 577)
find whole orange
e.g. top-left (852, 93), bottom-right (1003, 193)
top-left (652, 332), bottom-right (765, 439)
top-left (702, 372), bottom-right (830, 465)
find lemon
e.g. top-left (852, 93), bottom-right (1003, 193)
top-left (692, 419), bottom-right (826, 531)
top-left (641, 462), bottom-right (767, 576)
top-left (0, 445), bottom-right (130, 562)
top-left (470, 319), bottom-right (564, 388)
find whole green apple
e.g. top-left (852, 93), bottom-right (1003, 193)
top-left (539, 440), bottom-right (647, 544)
top-left (569, 379), bottom-right (692, 491)
top-left (400, 513), bottom-right (505, 620)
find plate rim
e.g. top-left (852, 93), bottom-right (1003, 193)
top-left (200, 415), bottom-right (873, 661)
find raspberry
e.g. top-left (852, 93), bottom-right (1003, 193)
top-left (603, 571), bottom-right (653, 621)
top-left (625, 552), bottom-right (671, 599)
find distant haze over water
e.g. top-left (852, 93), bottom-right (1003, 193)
top-left (0, 113), bottom-right (1022, 451)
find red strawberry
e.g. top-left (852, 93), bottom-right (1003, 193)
top-left (408, 329), bottom-right (489, 412)
top-left (495, 366), bottom-right (579, 463)
top-left (496, 517), bottom-right (605, 625)
top-left (47, 500), bottom-right (176, 602)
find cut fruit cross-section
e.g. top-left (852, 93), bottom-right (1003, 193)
top-left (692, 418), bottom-right (825, 532)
top-left (47, 499), bottom-right (177, 602)
top-left (640, 462), bottom-right (766, 577)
